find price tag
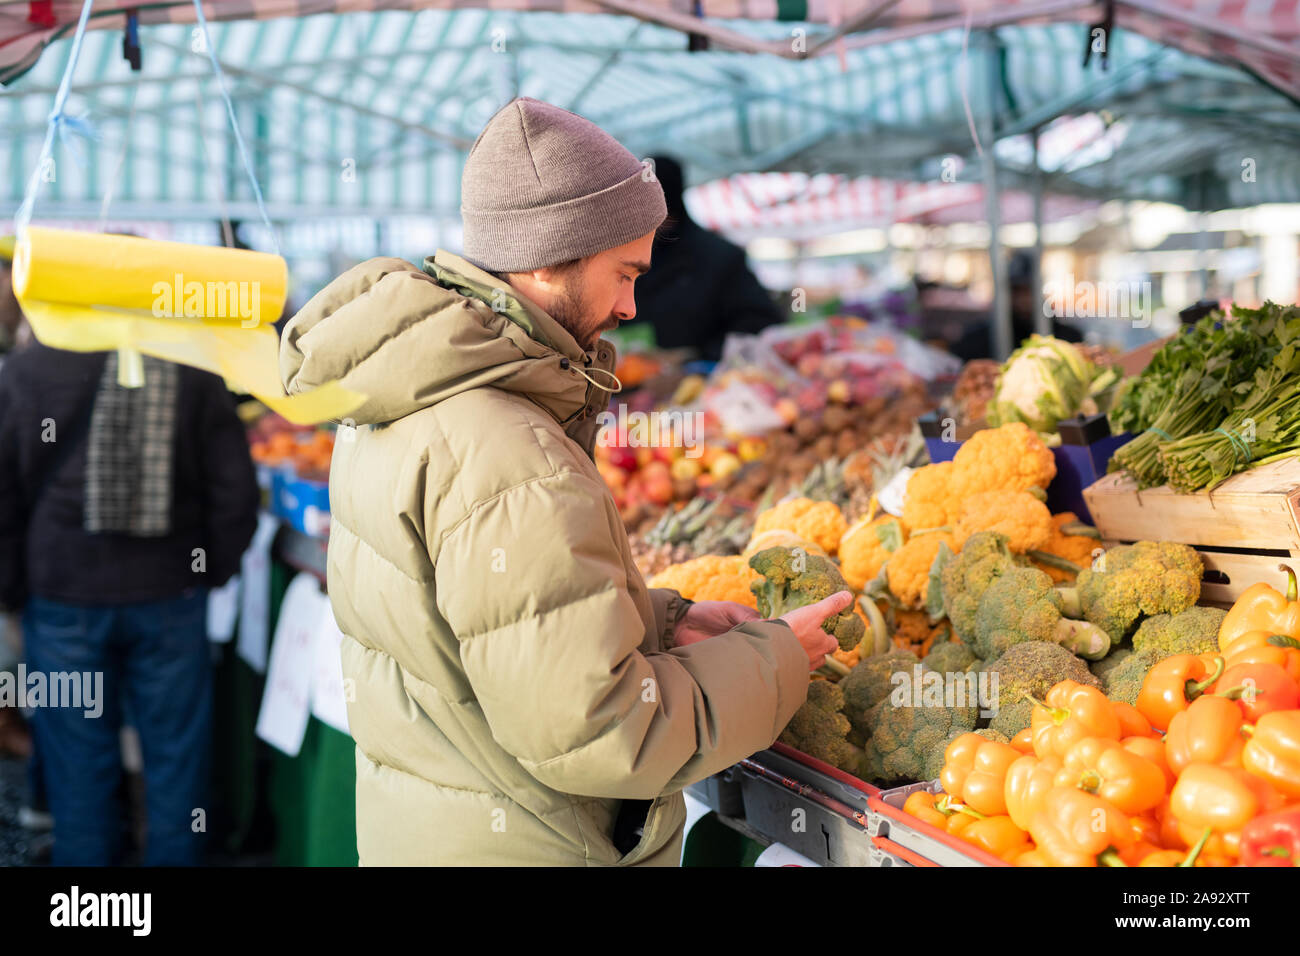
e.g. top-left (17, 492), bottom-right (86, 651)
top-left (237, 513), bottom-right (279, 673)
top-left (310, 605), bottom-right (351, 736)
top-left (255, 572), bottom-right (326, 757)
top-left (206, 574), bottom-right (240, 644)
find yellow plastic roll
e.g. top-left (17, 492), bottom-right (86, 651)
top-left (13, 226), bottom-right (286, 326)
top-left (12, 227), bottom-right (364, 425)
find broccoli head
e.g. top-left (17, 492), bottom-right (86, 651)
top-left (861, 694), bottom-right (978, 785)
top-left (1131, 605), bottom-right (1226, 658)
top-left (972, 565), bottom-right (1111, 661)
top-left (1070, 541), bottom-right (1203, 642)
top-left (980, 640), bottom-right (1101, 738)
top-left (1098, 647), bottom-right (1163, 706)
top-left (779, 679), bottom-right (867, 777)
top-left (749, 546), bottom-right (865, 651)
top-left (940, 531), bottom-right (1016, 643)
top-left (840, 648), bottom-right (922, 733)
top-left (923, 640), bottom-right (977, 675)
top-left (1088, 645), bottom-right (1134, 684)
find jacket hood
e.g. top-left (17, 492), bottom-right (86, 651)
top-left (279, 249), bottom-right (618, 427)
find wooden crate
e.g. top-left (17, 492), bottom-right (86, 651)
top-left (1083, 457), bottom-right (1300, 604)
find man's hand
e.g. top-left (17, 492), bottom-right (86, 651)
top-left (777, 591), bottom-right (854, 671)
top-left (672, 600), bottom-right (760, 648)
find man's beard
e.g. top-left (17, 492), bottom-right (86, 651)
top-left (548, 276), bottom-right (610, 351)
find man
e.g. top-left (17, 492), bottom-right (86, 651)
top-left (633, 155), bottom-right (785, 360)
top-left (0, 341), bottom-right (259, 865)
top-left (280, 97), bottom-right (848, 866)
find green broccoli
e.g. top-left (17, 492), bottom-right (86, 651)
top-left (749, 546), bottom-right (865, 652)
top-left (940, 531), bottom-right (1016, 643)
top-left (923, 640), bottom-right (977, 675)
top-left (1089, 645), bottom-right (1134, 684)
top-left (972, 566), bottom-right (1112, 661)
top-left (1066, 541), bottom-right (1203, 642)
top-left (840, 648), bottom-right (921, 733)
top-left (1098, 647), bottom-right (1163, 706)
top-left (1131, 605), bottom-right (1226, 658)
top-left (861, 694), bottom-right (978, 785)
top-left (779, 679), bottom-right (866, 777)
top-left (980, 641), bottom-right (1102, 738)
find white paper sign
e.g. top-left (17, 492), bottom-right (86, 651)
top-left (310, 605), bottom-right (351, 736)
top-left (207, 574), bottom-right (240, 644)
top-left (255, 572), bottom-right (326, 757)
top-left (237, 513), bottom-right (279, 674)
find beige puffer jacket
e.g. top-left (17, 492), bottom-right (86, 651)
top-left (279, 249), bottom-right (809, 866)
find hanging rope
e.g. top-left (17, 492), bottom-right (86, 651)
top-left (16, 0), bottom-right (280, 255)
top-left (190, 0), bottom-right (280, 254)
top-left (13, 0), bottom-right (97, 239)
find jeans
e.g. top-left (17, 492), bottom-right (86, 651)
top-left (24, 589), bottom-right (212, 866)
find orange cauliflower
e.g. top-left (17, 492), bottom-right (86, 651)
top-left (1031, 512), bottom-right (1100, 582)
top-left (752, 497), bottom-right (847, 555)
top-left (950, 489), bottom-right (1052, 554)
top-left (742, 528), bottom-right (826, 560)
top-left (838, 515), bottom-right (906, 591)
top-left (950, 422), bottom-right (1056, 499)
top-left (902, 462), bottom-right (960, 531)
top-left (649, 555), bottom-right (760, 608)
top-left (886, 531), bottom-right (958, 609)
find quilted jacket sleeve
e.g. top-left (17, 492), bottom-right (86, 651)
top-left (432, 468), bottom-right (810, 800)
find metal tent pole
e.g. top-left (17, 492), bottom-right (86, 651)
top-left (981, 32), bottom-right (1012, 360)
top-left (1032, 125), bottom-right (1049, 337)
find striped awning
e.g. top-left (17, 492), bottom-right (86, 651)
top-left (688, 173), bottom-right (1099, 241)
top-left (4, 0), bottom-right (1299, 97)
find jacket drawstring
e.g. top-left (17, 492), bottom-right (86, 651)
top-left (572, 364), bottom-right (623, 395)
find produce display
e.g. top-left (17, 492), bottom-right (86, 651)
top-left (246, 408), bottom-right (335, 482)
top-left (1109, 302), bottom-right (1300, 491)
top-left (986, 335), bottom-right (1120, 436)
top-left (895, 571), bottom-right (1300, 866)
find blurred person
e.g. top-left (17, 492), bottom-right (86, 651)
top-left (0, 338), bottom-right (259, 865)
top-left (631, 155), bottom-right (785, 360)
top-left (951, 250), bottom-right (1083, 361)
top-left (280, 97), bottom-right (849, 866)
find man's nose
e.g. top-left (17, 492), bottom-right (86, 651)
top-left (615, 287), bottom-right (637, 322)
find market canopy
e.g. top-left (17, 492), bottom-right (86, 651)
top-left (4, 0), bottom-right (1299, 96)
top-left (4, 1), bottom-right (1299, 227)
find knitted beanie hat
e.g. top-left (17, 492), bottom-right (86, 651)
top-left (460, 97), bottom-right (667, 273)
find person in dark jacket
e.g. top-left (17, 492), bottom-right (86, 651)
top-left (950, 251), bottom-right (1083, 361)
top-left (633, 156), bottom-right (785, 360)
top-left (0, 343), bottom-right (259, 865)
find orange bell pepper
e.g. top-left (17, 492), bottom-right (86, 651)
top-left (1054, 737), bottom-right (1167, 814)
top-left (1243, 710), bottom-right (1300, 798)
top-left (1113, 701), bottom-right (1155, 738)
top-left (1121, 839), bottom-right (1165, 866)
top-left (1210, 661), bottom-right (1300, 722)
top-left (902, 790), bottom-right (950, 829)
top-left (1154, 796), bottom-right (1187, 851)
top-left (1123, 735), bottom-right (1176, 791)
top-left (1030, 680), bottom-right (1122, 758)
top-left (1164, 694), bottom-right (1248, 774)
top-left (1013, 848), bottom-right (1052, 867)
top-left (944, 799), bottom-right (984, 836)
top-left (939, 733), bottom-right (1022, 817)
top-left (1219, 563), bottom-right (1300, 652)
top-left (1222, 631), bottom-right (1300, 683)
top-left (1005, 753), bottom-right (1063, 831)
top-left (1029, 787), bottom-right (1135, 867)
top-left (1010, 728), bottom-right (1035, 754)
top-left (960, 814), bottom-right (1032, 862)
top-left (1169, 763), bottom-right (1283, 857)
top-left (1137, 828), bottom-right (1212, 867)
top-left (1136, 654), bottom-right (1226, 731)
